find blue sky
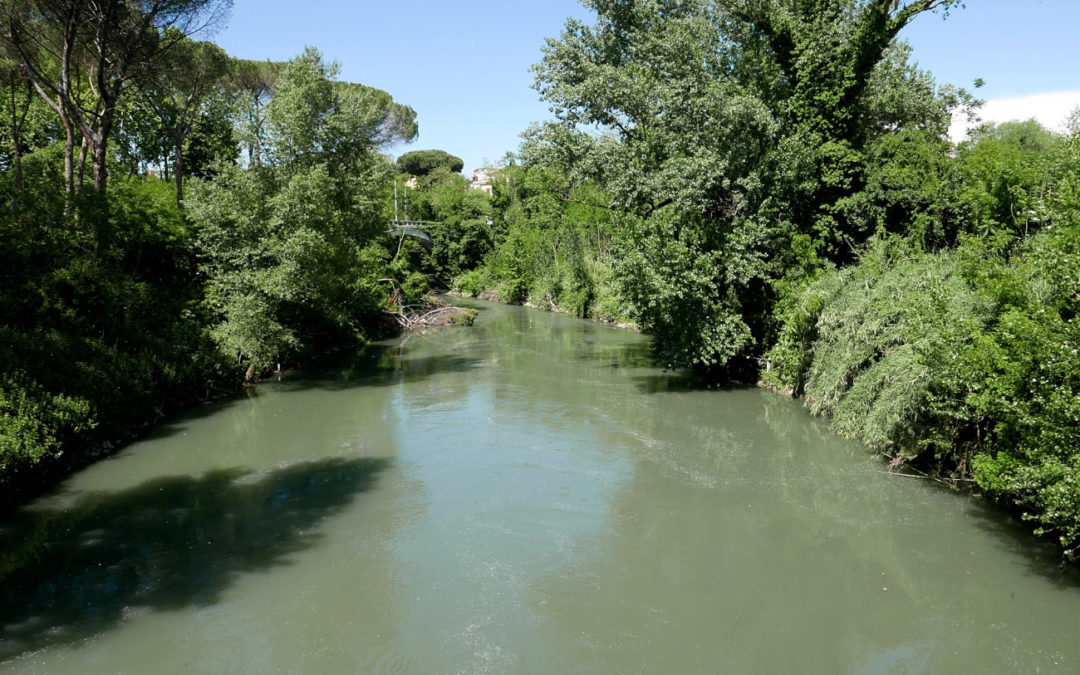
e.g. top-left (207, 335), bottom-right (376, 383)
top-left (212, 1), bottom-right (1080, 174)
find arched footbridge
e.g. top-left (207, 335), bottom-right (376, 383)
top-left (388, 220), bottom-right (434, 250)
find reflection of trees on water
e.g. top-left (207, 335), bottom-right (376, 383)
top-left (0, 457), bottom-right (387, 660)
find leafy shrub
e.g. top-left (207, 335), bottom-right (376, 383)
top-left (764, 219), bottom-right (1080, 555)
top-left (0, 172), bottom-right (230, 497)
top-left (454, 266), bottom-right (493, 297)
top-left (0, 372), bottom-right (96, 472)
top-left (777, 238), bottom-right (993, 459)
top-left (961, 221), bottom-right (1080, 555)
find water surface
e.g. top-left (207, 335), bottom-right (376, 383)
top-left (2, 300), bottom-right (1078, 673)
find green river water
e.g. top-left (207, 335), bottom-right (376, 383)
top-left (2, 300), bottom-right (1079, 673)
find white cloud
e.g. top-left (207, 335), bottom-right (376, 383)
top-left (948, 90), bottom-right (1080, 142)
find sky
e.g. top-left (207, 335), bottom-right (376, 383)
top-left (211, 1), bottom-right (1080, 174)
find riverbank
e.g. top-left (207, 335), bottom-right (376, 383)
top-left (0, 310), bottom-right (434, 514)
top-left (448, 287), bottom-right (638, 331)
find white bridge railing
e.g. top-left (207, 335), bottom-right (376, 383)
top-left (388, 220), bottom-right (433, 249)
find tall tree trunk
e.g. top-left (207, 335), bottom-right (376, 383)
top-left (92, 138), bottom-right (108, 193)
top-left (174, 136), bottom-right (185, 209)
top-left (249, 95), bottom-right (262, 168)
top-left (7, 79), bottom-right (31, 219)
top-left (75, 134), bottom-right (89, 192)
top-left (4, 1), bottom-right (79, 204)
top-left (62, 121), bottom-right (74, 215)
top-left (58, 21), bottom-right (76, 200)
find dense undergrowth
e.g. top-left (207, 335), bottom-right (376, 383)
top-left (762, 130), bottom-right (1080, 556)
top-left (0, 177), bottom-right (229, 497)
top-left (453, 165), bottom-right (629, 323)
top-left (0, 47), bottom-right (421, 505)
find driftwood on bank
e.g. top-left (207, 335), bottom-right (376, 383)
top-left (387, 303), bottom-right (477, 330)
top-left (380, 282), bottom-right (477, 331)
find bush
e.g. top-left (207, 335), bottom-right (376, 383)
top-left (454, 266), bottom-right (492, 297)
top-left (770, 238), bottom-right (993, 460)
top-left (588, 259), bottom-right (630, 323)
top-left (0, 175), bottom-right (230, 496)
top-left (0, 371), bottom-right (96, 472)
top-left (960, 222), bottom-right (1080, 555)
top-left (763, 220), bottom-right (1080, 556)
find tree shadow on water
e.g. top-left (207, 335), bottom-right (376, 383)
top-left (0, 456), bottom-right (387, 660)
top-left (963, 496), bottom-right (1080, 591)
top-left (265, 344), bottom-right (485, 393)
top-left (631, 370), bottom-right (752, 394)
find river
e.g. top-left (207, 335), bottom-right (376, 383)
top-left (2, 299), bottom-right (1079, 673)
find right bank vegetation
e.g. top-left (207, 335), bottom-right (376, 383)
top-left (412, 1), bottom-right (1080, 559)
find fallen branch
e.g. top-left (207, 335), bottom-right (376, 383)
top-left (383, 294), bottom-right (477, 331)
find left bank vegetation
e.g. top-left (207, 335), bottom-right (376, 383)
top-left (0, 0), bottom-right (430, 504)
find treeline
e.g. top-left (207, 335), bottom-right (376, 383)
top-left (398, 156), bottom-right (626, 323)
top-left (412, 1), bottom-right (1080, 558)
top-left (0, 1), bottom-right (423, 499)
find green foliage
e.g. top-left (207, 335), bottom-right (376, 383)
top-left (403, 168), bottom-right (495, 282)
top-left (609, 209), bottom-right (765, 370)
top-left (472, 163), bottom-right (622, 319)
top-left (962, 219), bottom-right (1080, 556)
top-left (763, 120), bottom-right (1080, 557)
top-left (453, 266), bottom-right (493, 297)
top-left (836, 127), bottom-right (970, 251)
top-left (0, 142), bottom-right (68, 221)
top-left (0, 175), bottom-right (229, 485)
top-left (956, 120), bottom-right (1064, 240)
top-left (760, 268), bottom-right (837, 395)
top-left (780, 239), bottom-right (992, 458)
top-left (335, 81), bottom-right (418, 147)
top-left (0, 40), bottom-right (418, 493)
top-left (183, 92), bottom-right (240, 178)
top-left (531, 0), bottom-right (966, 370)
top-left (190, 48), bottom-right (399, 375)
top-left (396, 149), bottom-right (464, 176)
top-left (0, 12), bottom-right (422, 500)
top-left (0, 62), bottom-right (64, 172)
top-left (0, 370), bottom-right (95, 472)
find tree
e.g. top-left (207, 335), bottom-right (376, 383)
top-left (406, 166), bottom-right (494, 282)
top-left (190, 47), bottom-right (417, 379)
top-left (337, 81), bottom-right (417, 148)
top-left (0, 53), bottom-right (31, 215)
top-left (226, 57), bottom-right (281, 168)
top-left (181, 89), bottom-right (237, 178)
top-left (530, 0), bottom-right (966, 371)
top-left (1, 0), bottom-right (231, 195)
top-left (759, 119), bottom-right (1080, 558)
top-left (140, 35), bottom-right (229, 208)
top-left (396, 148), bottom-right (463, 176)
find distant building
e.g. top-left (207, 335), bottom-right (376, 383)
top-left (470, 167), bottom-right (496, 196)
